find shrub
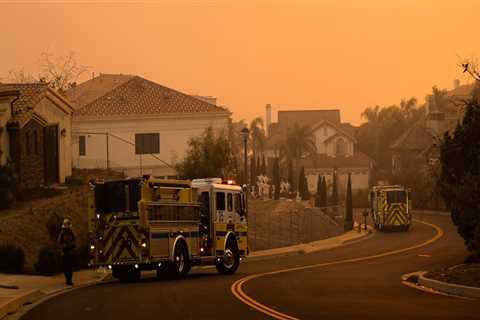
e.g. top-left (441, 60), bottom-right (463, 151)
top-left (0, 243), bottom-right (25, 273)
top-left (35, 245), bottom-right (62, 275)
top-left (46, 213), bottom-right (64, 242)
top-left (0, 163), bottom-right (17, 209)
top-left (16, 187), bottom-right (63, 202)
top-left (64, 176), bottom-right (85, 186)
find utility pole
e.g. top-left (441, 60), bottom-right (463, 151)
top-left (106, 132), bottom-right (110, 171)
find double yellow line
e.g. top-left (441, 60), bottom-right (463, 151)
top-left (231, 219), bottom-right (444, 320)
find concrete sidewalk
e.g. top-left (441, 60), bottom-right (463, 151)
top-left (0, 269), bottom-right (109, 319)
top-left (248, 223), bottom-right (373, 260)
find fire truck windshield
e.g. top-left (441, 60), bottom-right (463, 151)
top-left (386, 190), bottom-right (407, 204)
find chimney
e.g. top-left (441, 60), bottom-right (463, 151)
top-left (454, 79), bottom-right (460, 89)
top-left (92, 72), bottom-right (95, 80)
top-left (266, 104), bottom-right (272, 136)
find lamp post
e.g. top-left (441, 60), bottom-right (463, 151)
top-left (240, 127), bottom-right (249, 186)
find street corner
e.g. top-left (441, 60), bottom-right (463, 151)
top-left (401, 270), bottom-right (480, 300)
top-left (0, 290), bottom-right (45, 320)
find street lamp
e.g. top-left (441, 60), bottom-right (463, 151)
top-left (240, 127), bottom-right (249, 186)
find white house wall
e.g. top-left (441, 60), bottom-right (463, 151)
top-left (306, 169), bottom-right (370, 194)
top-left (72, 115), bottom-right (229, 176)
top-left (35, 97), bottom-right (73, 183)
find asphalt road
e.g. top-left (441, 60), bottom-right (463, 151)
top-left (20, 213), bottom-right (478, 320)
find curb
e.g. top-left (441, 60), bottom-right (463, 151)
top-left (247, 227), bottom-right (374, 262)
top-left (0, 290), bottom-right (45, 320)
top-left (0, 273), bottom-right (111, 320)
top-left (418, 273), bottom-right (480, 299)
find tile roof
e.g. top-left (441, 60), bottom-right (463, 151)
top-left (0, 83), bottom-right (49, 126)
top-left (72, 75), bottom-right (229, 118)
top-left (389, 122), bottom-right (435, 151)
top-left (277, 109), bottom-right (341, 127)
top-left (300, 152), bottom-right (371, 169)
top-left (65, 74), bottom-right (134, 110)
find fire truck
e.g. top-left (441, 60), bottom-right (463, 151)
top-left (369, 185), bottom-right (411, 231)
top-left (87, 177), bottom-right (248, 281)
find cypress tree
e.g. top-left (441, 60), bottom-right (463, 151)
top-left (315, 174), bottom-right (322, 207)
top-left (288, 159), bottom-right (294, 192)
top-left (299, 166), bottom-right (309, 200)
top-left (330, 168), bottom-right (339, 205)
top-left (256, 156), bottom-right (261, 176)
top-left (261, 155), bottom-right (267, 176)
top-left (273, 158), bottom-right (281, 200)
top-left (345, 172), bottom-right (353, 230)
top-left (321, 176), bottom-right (328, 207)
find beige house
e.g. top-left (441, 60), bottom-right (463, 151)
top-left (0, 83), bottom-right (73, 187)
top-left (265, 108), bottom-right (371, 193)
top-left (66, 74), bottom-right (231, 177)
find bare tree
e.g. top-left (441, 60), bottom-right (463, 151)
top-left (3, 51), bottom-right (88, 94)
top-left (38, 51), bottom-right (89, 93)
top-left (459, 58), bottom-right (480, 82)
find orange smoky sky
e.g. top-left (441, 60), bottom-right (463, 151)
top-left (0, 0), bottom-right (479, 125)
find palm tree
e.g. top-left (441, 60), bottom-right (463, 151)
top-left (249, 117), bottom-right (266, 162)
top-left (399, 97), bottom-right (417, 120)
top-left (426, 86), bottom-right (449, 114)
top-left (361, 105), bottom-right (380, 123)
top-left (282, 123), bottom-right (317, 191)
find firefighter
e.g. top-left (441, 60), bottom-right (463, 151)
top-left (58, 218), bottom-right (76, 286)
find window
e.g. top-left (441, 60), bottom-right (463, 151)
top-left (387, 191), bottom-right (407, 204)
top-left (235, 193), bottom-right (241, 213)
top-left (79, 136), bottom-right (86, 156)
top-left (227, 193), bottom-right (233, 211)
top-left (216, 192), bottom-right (225, 211)
top-left (135, 133), bottom-right (160, 154)
top-left (335, 138), bottom-right (347, 156)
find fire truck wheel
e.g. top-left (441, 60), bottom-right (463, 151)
top-left (172, 241), bottom-right (191, 278)
top-left (216, 238), bottom-right (239, 275)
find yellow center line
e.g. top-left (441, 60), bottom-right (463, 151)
top-left (231, 219), bottom-right (444, 320)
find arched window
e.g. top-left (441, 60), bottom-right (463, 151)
top-left (336, 138), bottom-right (347, 156)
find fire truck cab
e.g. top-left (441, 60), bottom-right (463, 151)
top-left (87, 177), bottom-right (248, 281)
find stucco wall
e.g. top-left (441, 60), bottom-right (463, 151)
top-left (313, 124), bottom-right (354, 157)
top-left (306, 169), bottom-right (370, 193)
top-left (35, 97), bottom-right (73, 183)
top-left (72, 113), bottom-right (229, 176)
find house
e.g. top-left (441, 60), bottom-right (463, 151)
top-left (66, 74), bottom-right (231, 177)
top-left (390, 81), bottom-right (477, 172)
top-left (264, 106), bottom-right (372, 193)
top-left (0, 83), bottom-right (73, 187)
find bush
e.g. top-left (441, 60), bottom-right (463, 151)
top-left (0, 243), bottom-right (25, 273)
top-left (16, 187), bottom-right (63, 202)
top-left (46, 213), bottom-right (64, 242)
top-left (0, 163), bottom-right (17, 209)
top-left (35, 245), bottom-right (62, 275)
top-left (64, 176), bottom-right (85, 186)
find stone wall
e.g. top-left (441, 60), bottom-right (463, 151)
top-left (19, 119), bottom-right (45, 188)
top-left (248, 199), bottom-right (344, 251)
top-left (0, 187), bottom-right (89, 272)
